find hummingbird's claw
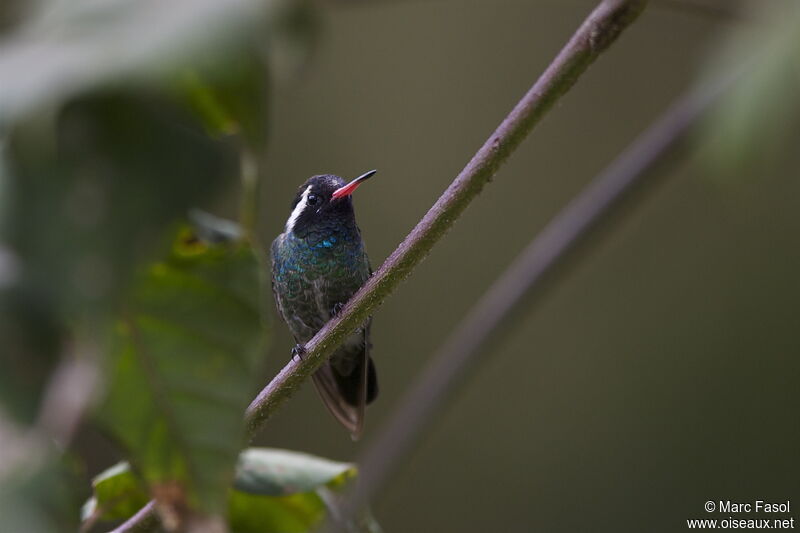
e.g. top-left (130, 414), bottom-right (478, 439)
top-left (331, 302), bottom-right (345, 317)
top-left (291, 344), bottom-right (307, 362)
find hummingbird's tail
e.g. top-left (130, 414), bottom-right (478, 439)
top-left (333, 355), bottom-right (379, 405)
top-left (311, 353), bottom-right (378, 440)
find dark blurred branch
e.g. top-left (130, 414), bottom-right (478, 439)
top-left (336, 60), bottom-right (744, 532)
top-left (112, 0), bottom-right (646, 530)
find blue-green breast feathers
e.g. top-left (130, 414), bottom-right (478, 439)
top-left (271, 225), bottom-right (370, 342)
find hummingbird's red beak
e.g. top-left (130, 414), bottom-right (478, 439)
top-left (331, 169), bottom-right (377, 200)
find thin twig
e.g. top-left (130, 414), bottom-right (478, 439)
top-left (35, 343), bottom-right (100, 446)
top-left (110, 0), bottom-right (646, 530)
top-left (336, 61), bottom-right (744, 530)
top-left (110, 501), bottom-right (159, 533)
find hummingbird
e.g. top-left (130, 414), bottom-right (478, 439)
top-left (271, 170), bottom-right (379, 438)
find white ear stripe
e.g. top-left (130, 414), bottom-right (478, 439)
top-left (286, 186), bottom-right (312, 233)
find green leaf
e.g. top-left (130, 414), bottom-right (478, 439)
top-left (98, 227), bottom-right (267, 517)
top-left (229, 490), bottom-right (325, 533)
top-left (82, 448), bottom-right (385, 533)
top-left (0, 91), bottom-right (236, 424)
top-left (229, 448), bottom-right (358, 533)
top-left (2, 91), bottom-right (237, 319)
top-left (80, 462), bottom-right (149, 523)
top-left (234, 448), bottom-right (355, 496)
top-left (230, 448), bottom-right (383, 533)
top-left (0, 78), bottom-right (240, 533)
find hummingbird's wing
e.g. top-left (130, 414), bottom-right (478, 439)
top-left (311, 361), bottom-right (367, 440)
top-left (311, 323), bottom-right (371, 440)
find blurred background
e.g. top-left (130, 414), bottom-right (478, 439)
top-left (4, 0), bottom-right (798, 531)
top-left (251, 1), bottom-right (800, 531)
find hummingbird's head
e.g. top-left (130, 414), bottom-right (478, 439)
top-left (284, 170), bottom-right (377, 236)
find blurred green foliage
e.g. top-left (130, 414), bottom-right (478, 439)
top-left (0, 0), bottom-right (353, 530)
top-left (82, 448), bottom-right (373, 533)
top-left (81, 461), bottom-right (151, 524)
top-left (701, 3), bottom-right (800, 176)
top-left (98, 227), bottom-right (266, 518)
top-left (0, 453), bottom-right (79, 533)
top-left (1, 0), bottom-right (799, 532)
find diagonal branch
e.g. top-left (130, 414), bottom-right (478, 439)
top-left (111, 1), bottom-right (647, 530)
top-left (243, 0), bottom-right (647, 438)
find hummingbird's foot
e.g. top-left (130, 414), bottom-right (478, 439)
top-left (291, 344), bottom-right (307, 362)
top-left (331, 302), bottom-right (345, 317)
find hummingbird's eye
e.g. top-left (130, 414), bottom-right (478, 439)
top-left (307, 194), bottom-right (320, 206)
